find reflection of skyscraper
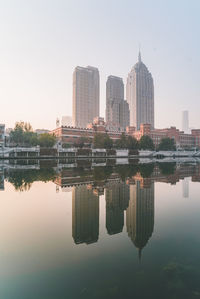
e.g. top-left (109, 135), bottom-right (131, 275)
top-left (182, 177), bottom-right (189, 198)
top-left (126, 179), bottom-right (154, 259)
top-left (105, 182), bottom-right (130, 235)
top-left (72, 185), bottom-right (99, 244)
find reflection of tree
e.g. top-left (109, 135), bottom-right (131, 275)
top-left (159, 163), bottom-right (176, 175)
top-left (7, 168), bottom-right (56, 191)
top-left (93, 166), bottom-right (113, 181)
top-left (115, 165), bottom-right (138, 181)
top-left (138, 163), bottom-right (154, 178)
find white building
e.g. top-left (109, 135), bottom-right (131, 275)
top-left (61, 116), bottom-right (72, 127)
top-left (106, 75), bottom-right (130, 131)
top-left (72, 66), bottom-right (99, 128)
top-left (182, 110), bottom-right (189, 133)
top-left (126, 52), bottom-right (154, 130)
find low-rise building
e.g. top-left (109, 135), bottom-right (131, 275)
top-left (50, 118), bottom-right (200, 150)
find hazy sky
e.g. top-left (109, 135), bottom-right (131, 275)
top-left (0, 0), bottom-right (200, 130)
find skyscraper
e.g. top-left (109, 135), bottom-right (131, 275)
top-left (126, 52), bottom-right (154, 130)
top-left (106, 76), bottom-right (130, 130)
top-left (182, 110), bottom-right (189, 133)
top-left (72, 66), bottom-right (99, 128)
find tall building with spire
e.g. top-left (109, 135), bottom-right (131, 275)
top-left (72, 66), bottom-right (99, 128)
top-left (106, 76), bottom-right (130, 130)
top-left (126, 52), bottom-right (154, 130)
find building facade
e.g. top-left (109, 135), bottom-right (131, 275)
top-left (126, 52), bottom-right (154, 130)
top-left (106, 76), bottom-right (130, 130)
top-left (72, 66), bottom-right (99, 128)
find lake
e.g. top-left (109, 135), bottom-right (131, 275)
top-left (0, 160), bottom-right (200, 299)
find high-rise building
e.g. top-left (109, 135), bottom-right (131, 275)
top-left (182, 110), bottom-right (189, 133)
top-left (72, 185), bottom-right (99, 244)
top-left (126, 52), bottom-right (154, 130)
top-left (72, 66), bottom-right (99, 128)
top-left (106, 76), bottom-right (130, 130)
top-left (126, 179), bottom-right (154, 260)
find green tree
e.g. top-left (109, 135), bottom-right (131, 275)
top-left (10, 121), bottom-right (36, 146)
top-left (104, 134), bottom-right (113, 149)
top-left (38, 133), bottom-right (56, 148)
top-left (126, 136), bottom-right (138, 150)
top-left (115, 133), bottom-right (127, 149)
top-left (93, 133), bottom-right (106, 148)
top-left (74, 136), bottom-right (90, 148)
top-left (139, 135), bottom-right (155, 150)
top-left (158, 137), bottom-right (176, 151)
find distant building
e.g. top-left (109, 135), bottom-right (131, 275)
top-left (35, 129), bottom-right (50, 135)
top-left (126, 52), bottom-right (154, 129)
top-left (72, 66), bottom-right (99, 128)
top-left (72, 185), bottom-right (99, 244)
top-left (182, 110), bottom-right (189, 133)
top-left (61, 116), bottom-right (72, 127)
top-left (0, 124), bottom-right (5, 147)
top-left (106, 75), bottom-right (130, 130)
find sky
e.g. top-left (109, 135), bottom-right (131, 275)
top-left (0, 0), bottom-right (200, 130)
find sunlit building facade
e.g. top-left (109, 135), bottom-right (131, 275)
top-left (72, 66), bottom-right (99, 128)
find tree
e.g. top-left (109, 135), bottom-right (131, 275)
top-left (104, 134), bottom-right (113, 149)
top-left (74, 137), bottom-right (90, 148)
top-left (38, 133), bottom-right (56, 148)
top-left (10, 121), bottom-right (35, 146)
top-left (115, 133), bottom-right (127, 149)
top-left (93, 133), bottom-right (105, 148)
top-left (158, 137), bottom-right (176, 151)
top-left (139, 135), bottom-right (154, 150)
top-left (126, 136), bottom-right (138, 150)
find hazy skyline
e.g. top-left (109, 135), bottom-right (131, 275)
top-left (0, 0), bottom-right (200, 130)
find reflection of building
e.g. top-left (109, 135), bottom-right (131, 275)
top-left (182, 177), bottom-right (189, 198)
top-left (0, 168), bottom-right (4, 190)
top-left (72, 185), bottom-right (99, 244)
top-left (105, 182), bottom-right (130, 235)
top-left (126, 179), bottom-right (154, 259)
top-left (72, 66), bottom-right (99, 128)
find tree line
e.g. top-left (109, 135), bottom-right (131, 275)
top-left (73, 132), bottom-right (176, 151)
top-left (10, 122), bottom-right (56, 148)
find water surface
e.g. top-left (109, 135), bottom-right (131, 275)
top-left (0, 161), bottom-right (200, 299)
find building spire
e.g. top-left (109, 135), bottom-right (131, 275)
top-left (138, 50), bottom-right (141, 63)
